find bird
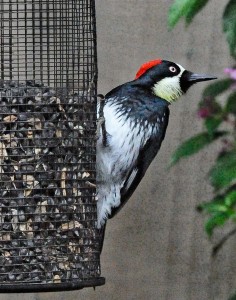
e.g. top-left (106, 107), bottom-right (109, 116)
top-left (96, 59), bottom-right (216, 244)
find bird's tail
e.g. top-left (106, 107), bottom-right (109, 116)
top-left (97, 183), bottom-right (119, 227)
top-left (98, 223), bottom-right (107, 253)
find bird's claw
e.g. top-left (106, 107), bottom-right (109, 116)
top-left (96, 116), bottom-right (105, 140)
top-left (85, 181), bottom-right (96, 188)
top-left (97, 94), bottom-right (108, 147)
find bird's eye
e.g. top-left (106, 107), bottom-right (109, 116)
top-left (169, 66), bottom-right (177, 73)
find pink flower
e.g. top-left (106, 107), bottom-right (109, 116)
top-left (197, 107), bottom-right (211, 119)
top-left (224, 68), bottom-right (236, 80)
top-left (231, 82), bottom-right (236, 90)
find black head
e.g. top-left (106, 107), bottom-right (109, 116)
top-left (134, 59), bottom-right (217, 103)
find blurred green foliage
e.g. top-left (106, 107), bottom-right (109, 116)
top-left (168, 0), bottom-right (209, 28)
top-left (168, 0), bottom-right (236, 252)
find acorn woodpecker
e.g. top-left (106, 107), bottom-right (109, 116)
top-left (96, 59), bottom-right (216, 231)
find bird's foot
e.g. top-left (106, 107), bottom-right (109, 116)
top-left (85, 181), bottom-right (96, 188)
top-left (97, 94), bottom-right (108, 147)
top-left (96, 116), bottom-right (105, 139)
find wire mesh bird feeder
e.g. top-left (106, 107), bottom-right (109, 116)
top-left (0, 0), bottom-right (104, 292)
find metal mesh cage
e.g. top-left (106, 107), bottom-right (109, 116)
top-left (0, 0), bottom-right (104, 292)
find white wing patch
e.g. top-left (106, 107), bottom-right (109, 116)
top-left (123, 168), bottom-right (138, 193)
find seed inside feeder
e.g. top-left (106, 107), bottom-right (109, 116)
top-left (0, 80), bottom-right (99, 284)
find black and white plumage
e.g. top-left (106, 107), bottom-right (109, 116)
top-left (96, 59), bottom-right (216, 232)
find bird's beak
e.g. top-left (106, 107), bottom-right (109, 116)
top-left (186, 71), bottom-right (217, 83)
top-left (180, 70), bottom-right (217, 93)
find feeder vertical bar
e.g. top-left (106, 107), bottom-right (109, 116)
top-left (46, 0), bottom-right (50, 85)
top-left (32, 0), bottom-right (36, 80)
top-left (24, 0), bottom-right (27, 81)
top-left (16, 0), bottom-right (19, 81)
top-left (0, 1), bottom-right (4, 79)
top-left (9, 0), bottom-right (13, 79)
top-left (39, 0), bottom-right (43, 83)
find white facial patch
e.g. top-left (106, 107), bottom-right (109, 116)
top-left (152, 64), bottom-right (185, 103)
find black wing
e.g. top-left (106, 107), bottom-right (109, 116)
top-left (109, 106), bottom-right (170, 219)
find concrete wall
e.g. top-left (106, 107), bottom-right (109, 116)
top-left (0, 1), bottom-right (235, 300)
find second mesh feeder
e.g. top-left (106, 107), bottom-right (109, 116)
top-left (0, 0), bottom-right (104, 292)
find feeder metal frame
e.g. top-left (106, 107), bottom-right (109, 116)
top-left (0, 0), bottom-right (104, 292)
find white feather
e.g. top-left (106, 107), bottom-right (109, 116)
top-left (96, 99), bottom-right (158, 228)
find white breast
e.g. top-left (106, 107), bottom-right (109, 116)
top-left (96, 100), bottom-right (158, 228)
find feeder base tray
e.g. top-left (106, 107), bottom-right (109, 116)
top-left (0, 277), bottom-right (105, 293)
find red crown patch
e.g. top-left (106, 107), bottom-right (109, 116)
top-left (135, 59), bottom-right (162, 79)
